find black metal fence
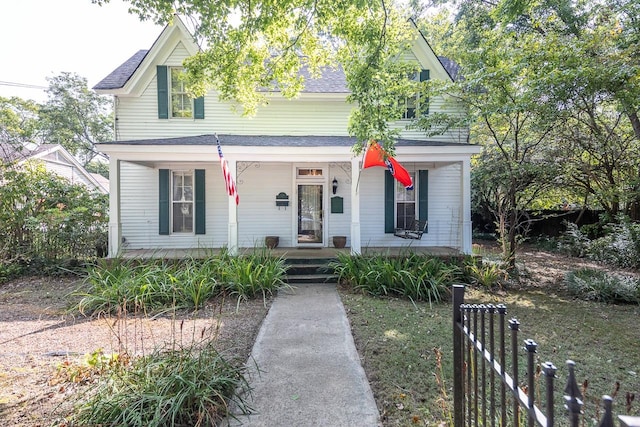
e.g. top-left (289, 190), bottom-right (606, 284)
top-left (452, 284), bottom-right (640, 427)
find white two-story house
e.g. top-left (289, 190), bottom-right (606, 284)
top-left (94, 17), bottom-right (480, 257)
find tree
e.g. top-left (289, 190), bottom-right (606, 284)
top-left (0, 96), bottom-right (40, 165)
top-left (94, 0), bottom-right (430, 152)
top-left (38, 72), bottom-right (113, 165)
top-left (477, 0), bottom-right (640, 220)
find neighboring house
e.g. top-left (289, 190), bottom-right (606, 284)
top-left (0, 143), bottom-right (109, 194)
top-left (94, 17), bottom-right (480, 257)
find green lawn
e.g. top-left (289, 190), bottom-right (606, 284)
top-left (339, 286), bottom-right (640, 426)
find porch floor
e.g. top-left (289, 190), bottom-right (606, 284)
top-left (118, 246), bottom-right (461, 259)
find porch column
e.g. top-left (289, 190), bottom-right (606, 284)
top-left (350, 156), bottom-right (361, 255)
top-left (108, 157), bottom-right (121, 257)
top-left (228, 158), bottom-right (239, 255)
top-left (461, 158), bottom-right (472, 254)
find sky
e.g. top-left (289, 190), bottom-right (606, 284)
top-left (0, 0), bottom-right (164, 102)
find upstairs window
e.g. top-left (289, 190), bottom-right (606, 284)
top-left (170, 68), bottom-right (193, 118)
top-left (156, 65), bottom-right (204, 120)
top-left (400, 69), bottom-right (430, 120)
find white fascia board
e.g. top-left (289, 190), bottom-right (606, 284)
top-left (99, 143), bottom-right (480, 165)
top-left (98, 144), bottom-right (355, 163)
top-left (100, 18), bottom-right (200, 97)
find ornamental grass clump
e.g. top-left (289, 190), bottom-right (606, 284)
top-left (71, 341), bottom-right (250, 427)
top-left (330, 252), bottom-right (462, 303)
top-left (220, 249), bottom-right (289, 307)
top-left (77, 250), bottom-right (288, 315)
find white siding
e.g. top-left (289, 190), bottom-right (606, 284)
top-left (359, 163), bottom-right (462, 248)
top-left (236, 163), bottom-right (294, 247)
top-left (327, 163), bottom-right (351, 245)
top-left (115, 87), bottom-right (353, 141)
top-left (119, 161), bottom-right (228, 249)
top-left (112, 38), bottom-right (467, 143)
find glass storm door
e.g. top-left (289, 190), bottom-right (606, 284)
top-left (297, 184), bottom-right (323, 245)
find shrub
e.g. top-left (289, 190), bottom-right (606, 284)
top-left (0, 163), bottom-right (108, 267)
top-left (564, 268), bottom-right (640, 304)
top-left (558, 221), bottom-right (591, 257)
top-left (71, 341), bottom-right (250, 427)
top-left (587, 217), bottom-right (640, 269)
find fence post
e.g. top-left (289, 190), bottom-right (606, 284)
top-left (453, 285), bottom-right (465, 427)
top-left (542, 362), bottom-right (557, 426)
top-left (598, 395), bottom-right (614, 427)
top-left (564, 360), bottom-right (583, 427)
top-left (524, 339), bottom-right (538, 427)
top-left (510, 319), bottom-right (521, 427)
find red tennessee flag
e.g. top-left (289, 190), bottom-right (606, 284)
top-left (216, 136), bottom-right (239, 205)
top-left (363, 141), bottom-right (414, 190)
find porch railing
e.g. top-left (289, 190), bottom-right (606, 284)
top-left (452, 284), bottom-right (640, 427)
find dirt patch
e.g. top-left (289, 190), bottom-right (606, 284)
top-left (0, 276), bottom-right (270, 426)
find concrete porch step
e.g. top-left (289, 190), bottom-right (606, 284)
top-left (284, 257), bottom-right (337, 284)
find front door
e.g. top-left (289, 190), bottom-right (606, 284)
top-left (297, 184), bottom-right (323, 245)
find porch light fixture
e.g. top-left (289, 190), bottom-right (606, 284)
top-left (332, 177), bottom-right (338, 194)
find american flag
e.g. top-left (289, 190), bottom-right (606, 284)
top-left (215, 135), bottom-right (239, 205)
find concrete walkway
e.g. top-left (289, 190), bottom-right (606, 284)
top-left (222, 283), bottom-right (380, 427)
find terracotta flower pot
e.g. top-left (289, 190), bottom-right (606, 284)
top-left (265, 236), bottom-right (279, 249)
top-left (332, 236), bottom-right (347, 248)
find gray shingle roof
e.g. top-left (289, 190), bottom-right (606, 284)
top-left (97, 134), bottom-right (470, 147)
top-left (93, 50), bottom-right (149, 90)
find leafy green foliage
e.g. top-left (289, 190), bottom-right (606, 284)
top-left (0, 163), bottom-right (108, 280)
top-left (587, 218), bottom-right (640, 269)
top-left (39, 72), bottom-right (113, 165)
top-left (465, 259), bottom-right (508, 289)
top-left (564, 268), bottom-right (640, 304)
top-left (220, 249), bottom-right (289, 306)
top-left (77, 251), bottom-right (288, 315)
top-left (330, 252), bottom-right (466, 304)
top-left (94, 0), bottom-right (430, 151)
top-left (559, 216), bottom-right (640, 269)
top-left (71, 341), bottom-right (249, 427)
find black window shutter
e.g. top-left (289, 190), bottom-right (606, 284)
top-left (418, 170), bottom-right (428, 232)
top-left (159, 169), bottom-right (170, 235)
top-left (384, 170), bottom-right (395, 233)
top-left (194, 96), bottom-right (204, 119)
top-left (157, 66), bottom-right (169, 119)
top-left (195, 169), bottom-right (206, 234)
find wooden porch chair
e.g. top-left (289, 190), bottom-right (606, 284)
top-left (394, 219), bottom-right (428, 240)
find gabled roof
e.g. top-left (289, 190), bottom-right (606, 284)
top-left (97, 134), bottom-right (472, 148)
top-left (0, 143), bottom-right (109, 193)
top-left (94, 50), bottom-right (149, 91)
top-left (93, 17), bottom-right (461, 94)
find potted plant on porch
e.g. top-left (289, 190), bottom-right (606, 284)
top-left (332, 236), bottom-right (347, 249)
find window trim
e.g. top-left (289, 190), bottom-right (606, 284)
top-left (385, 169), bottom-right (428, 234)
top-left (159, 169), bottom-right (206, 236)
top-left (171, 170), bottom-right (195, 234)
top-left (170, 67), bottom-right (194, 119)
top-left (395, 172), bottom-right (416, 229)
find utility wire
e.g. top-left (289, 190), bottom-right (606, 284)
top-left (0, 80), bottom-right (47, 90)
